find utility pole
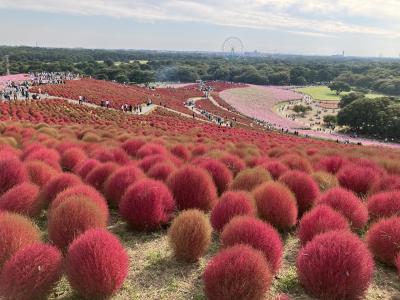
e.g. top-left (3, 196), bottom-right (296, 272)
top-left (4, 55), bottom-right (10, 75)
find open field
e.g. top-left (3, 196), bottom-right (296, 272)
top-left (295, 86), bottom-right (384, 101)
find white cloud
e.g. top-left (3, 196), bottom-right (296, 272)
top-left (1, 0), bottom-right (399, 38)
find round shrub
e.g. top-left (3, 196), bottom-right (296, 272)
top-left (61, 147), bottom-right (87, 171)
top-left (312, 171), bottom-right (339, 192)
top-left (396, 254), bottom-right (400, 277)
top-left (0, 157), bottom-right (28, 195)
top-left (24, 148), bottom-right (61, 171)
top-left (137, 154), bottom-right (168, 172)
top-left (337, 165), bottom-right (379, 195)
top-left (85, 162), bottom-right (118, 191)
top-left (297, 231), bottom-right (374, 300)
top-left (39, 173), bottom-right (82, 207)
top-left (167, 165), bottom-right (217, 211)
top-left (0, 244), bottom-right (63, 300)
top-left (104, 165), bottom-right (144, 207)
top-left (298, 205), bottom-right (350, 245)
top-left (119, 178), bottom-right (175, 231)
top-left (66, 229), bottom-right (129, 299)
top-left (136, 143), bottom-right (167, 158)
top-left (316, 155), bottom-right (346, 174)
top-left (366, 217), bottom-right (400, 265)
top-left (0, 183), bottom-right (41, 217)
top-left (197, 158), bottom-right (233, 195)
top-left (280, 154), bottom-right (313, 173)
top-left (121, 138), bottom-right (146, 157)
top-left (230, 167), bottom-right (271, 192)
top-left (203, 244), bottom-right (272, 300)
top-left (367, 191), bottom-right (400, 221)
top-left (147, 162), bottom-right (176, 182)
top-left (220, 154), bottom-right (246, 176)
top-left (73, 159), bottom-right (100, 179)
top-left (260, 160), bottom-right (289, 180)
top-left (370, 175), bottom-right (400, 194)
top-left (48, 197), bottom-right (107, 249)
top-left (168, 209), bottom-right (211, 262)
top-left (279, 170), bottom-right (319, 215)
top-left (210, 191), bottom-right (255, 232)
top-left (0, 212), bottom-right (41, 269)
top-left (51, 184), bottom-right (109, 221)
top-left (253, 182), bottom-right (298, 230)
top-left (170, 144), bottom-right (190, 161)
top-left (221, 216), bottom-right (283, 274)
top-left (318, 187), bottom-right (368, 230)
top-left (25, 160), bottom-right (57, 187)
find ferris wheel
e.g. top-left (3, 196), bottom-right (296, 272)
top-left (222, 37), bottom-right (244, 57)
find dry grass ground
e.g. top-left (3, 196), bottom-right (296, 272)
top-left (43, 210), bottom-right (400, 300)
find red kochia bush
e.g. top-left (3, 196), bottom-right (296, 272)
top-left (39, 173), bottom-right (82, 207)
top-left (210, 191), bottom-right (255, 232)
top-left (0, 157), bottom-right (28, 195)
top-left (260, 160), bottom-right (289, 180)
top-left (230, 167), bottom-right (271, 192)
top-left (167, 165), bottom-right (217, 211)
top-left (51, 184), bottom-right (109, 221)
top-left (136, 143), bottom-right (167, 158)
top-left (370, 175), bottom-right (400, 194)
top-left (367, 191), bottom-right (400, 221)
top-left (168, 209), bottom-right (212, 262)
top-left (147, 162), bottom-right (176, 182)
top-left (121, 138), bottom-right (146, 157)
top-left (316, 155), bottom-right (346, 174)
top-left (25, 160), bottom-right (58, 187)
top-left (0, 244), bottom-right (63, 300)
top-left (396, 254), bottom-right (400, 276)
top-left (221, 216), bottom-right (283, 274)
top-left (137, 154), bottom-right (168, 172)
top-left (0, 183), bottom-right (41, 217)
top-left (0, 212), bottom-right (41, 268)
top-left (280, 154), bottom-right (313, 173)
top-left (48, 197), bottom-right (107, 249)
top-left (85, 162), bottom-right (118, 191)
top-left (203, 245), bottom-right (272, 300)
top-left (61, 147), bottom-right (87, 171)
top-left (366, 217), bottom-right (400, 265)
top-left (253, 182), bottom-right (298, 230)
top-left (170, 144), bottom-right (190, 161)
top-left (298, 205), bottom-right (349, 245)
top-left (197, 158), bottom-right (233, 195)
top-left (73, 159), bottom-right (100, 179)
top-left (119, 179), bottom-right (175, 231)
top-left (297, 231), bottom-right (374, 300)
top-left (279, 170), bottom-right (319, 215)
top-left (104, 165), bottom-right (144, 207)
top-left (318, 187), bottom-right (368, 230)
top-left (24, 148), bottom-right (61, 171)
top-left (220, 154), bottom-right (246, 176)
top-left (66, 229), bottom-right (129, 299)
top-left (337, 165), bottom-right (379, 195)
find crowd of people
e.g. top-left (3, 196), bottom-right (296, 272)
top-left (30, 72), bottom-right (79, 86)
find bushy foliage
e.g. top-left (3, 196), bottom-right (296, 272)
top-left (85, 162), bottom-right (118, 191)
top-left (0, 183), bottom-right (41, 217)
top-left (167, 165), bottom-right (217, 211)
top-left (298, 205), bottom-right (349, 245)
top-left (25, 160), bottom-right (58, 187)
top-left (119, 178), bottom-right (175, 231)
top-left (315, 155), bottom-right (346, 174)
top-left (203, 245), bottom-right (272, 300)
top-left (168, 209), bottom-right (212, 262)
top-left (220, 154), bottom-right (246, 176)
top-left (121, 138), bottom-right (146, 157)
top-left (337, 165), bottom-right (379, 195)
top-left (260, 160), bottom-right (289, 180)
top-left (39, 173), bottom-right (82, 207)
top-left (210, 191), bottom-right (255, 232)
top-left (0, 244), bottom-right (63, 300)
top-left (297, 231), bottom-right (374, 300)
top-left (61, 147), bottom-right (87, 171)
top-left (147, 162), bottom-right (176, 182)
top-left (136, 143), bottom-right (167, 158)
top-left (370, 175), bottom-right (400, 194)
top-left (66, 229), bottom-right (129, 299)
top-left (312, 171), bottom-right (339, 192)
top-left (367, 191), bottom-right (400, 221)
top-left (0, 212), bottom-right (41, 269)
top-left (0, 157), bottom-right (28, 195)
top-left (253, 182), bottom-right (298, 230)
top-left (230, 167), bottom-right (271, 192)
top-left (197, 158), bottom-right (233, 195)
top-left (73, 158), bottom-right (100, 179)
top-left (170, 144), bottom-right (190, 160)
top-left (221, 216), bottom-right (283, 274)
top-left (280, 154), bottom-right (312, 173)
top-left (318, 187), bottom-right (368, 230)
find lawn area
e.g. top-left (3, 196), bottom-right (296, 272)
top-left (295, 86), bottom-right (383, 101)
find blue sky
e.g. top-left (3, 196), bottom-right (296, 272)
top-left (1, 0), bottom-right (400, 57)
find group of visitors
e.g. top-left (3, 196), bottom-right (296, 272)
top-left (30, 72), bottom-right (79, 86)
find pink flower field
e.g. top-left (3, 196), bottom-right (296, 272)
top-left (0, 74), bottom-right (31, 90)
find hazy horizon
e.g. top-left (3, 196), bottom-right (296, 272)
top-left (1, 0), bottom-right (400, 58)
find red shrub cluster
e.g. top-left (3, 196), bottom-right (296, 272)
top-left (48, 196), bottom-right (107, 249)
top-left (147, 162), bottom-right (176, 181)
top-left (318, 187), bottom-right (368, 230)
top-left (0, 244), bottom-right (63, 300)
top-left (280, 154), bottom-right (313, 173)
top-left (230, 167), bottom-right (271, 192)
top-left (0, 183), bottom-right (41, 217)
top-left (260, 160), bottom-right (289, 180)
top-left (0, 157), bottom-right (28, 195)
top-left (73, 158), bottom-right (100, 179)
top-left (137, 154), bottom-right (169, 172)
top-left (366, 217), bottom-right (400, 265)
top-left (196, 158), bottom-right (233, 195)
top-left (136, 143), bottom-right (167, 158)
top-left (167, 165), bottom-right (217, 211)
top-left (0, 212), bottom-right (41, 268)
top-left (367, 191), bottom-right (400, 221)
top-left (66, 229), bottom-right (129, 299)
top-left (221, 216), bottom-right (283, 274)
top-left (39, 173), bottom-right (82, 206)
top-left (168, 209), bottom-right (212, 262)
top-left (24, 147), bottom-right (61, 171)
top-left (370, 175), bottom-right (400, 194)
top-left (61, 147), bottom-right (87, 171)
top-left (203, 245), bottom-right (272, 300)
top-left (298, 205), bottom-right (349, 245)
top-left (170, 144), bottom-right (190, 160)
top-left (220, 154), bottom-right (246, 176)
top-left (297, 231), bottom-right (374, 300)
top-left (25, 160), bottom-right (58, 187)
top-left (85, 162), bottom-right (118, 191)
top-left (210, 191), bottom-right (255, 232)
top-left (120, 178), bottom-right (175, 231)
top-left (315, 155), bottom-right (346, 174)
top-left (337, 165), bottom-right (379, 195)
top-left (253, 182), bottom-right (298, 230)
top-left (279, 171), bottom-right (319, 215)
top-left (121, 138), bottom-right (146, 157)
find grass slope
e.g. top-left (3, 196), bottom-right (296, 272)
top-left (296, 86), bottom-right (383, 101)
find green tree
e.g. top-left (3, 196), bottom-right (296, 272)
top-left (339, 92), bottom-right (365, 108)
top-left (329, 81), bottom-right (351, 95)
top-left (323, 115), bottom-right (337, 127)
